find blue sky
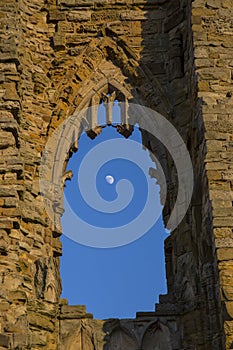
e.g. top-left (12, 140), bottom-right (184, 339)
top-left (60, 120), bottom-right (169, 319)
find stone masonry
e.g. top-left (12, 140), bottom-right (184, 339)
top-left (0, 0), bottom-right (233, 349)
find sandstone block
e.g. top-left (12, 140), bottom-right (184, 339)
top-left (2, 82), bottom-right (19, 101)
top-left (4, 197), bottom-right (17, 208)
top-left (225, 302), bottom-right (233, 319)
top-left (67, 10), bottom-right (92, 22)
top-left (224, 321), bottom-right (233, 335)
top-left (48, 8), bottom-right (66, 21)
top-left (0, 131), bottom-right (15, 149)
top-left (217, 248), bottom-right (233, 261)
top-left (60, 305), bottom-right (93, 319)
top-left (222, 286), bottom-right (233, 301)
top-left (216, 238), bottom-right (233, 248)
top-left (120, 10), bottom-right (146, 21)
top-left (53, 33), bottom-right (66, 50)
top-left (58, 0), bottom-right (76, 5)
top-left (222, 0), bottom-right (232, 8)
top-left (198, 68), bottom-right (231, 82)
top-left (8, 290), bottom-right (27, 302)
top-left (214, 217), bottom-right (233, 227)
top-left (206, 0), bottom-right (221, 8)
top-left (28, 313), bottom-right (54, 332)
top-left (221, 170), bottom-right (233, 180)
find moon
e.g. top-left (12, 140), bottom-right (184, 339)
top-left (105, 175), bottom-right (115, 185)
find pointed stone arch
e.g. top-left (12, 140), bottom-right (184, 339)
top-left (141, 320), bottom-right (172, 350)
top-left (43, 67), bottom-right (171, 237)
top-left (47, 35), bottom-right (172, 136)
top-left (63, 319), bottom-right (105, 350)
top-left (105, 325), bottom-right (139, 350)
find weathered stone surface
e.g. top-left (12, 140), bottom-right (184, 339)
top-left (0, 334), bottom-right (9, 348)
top-left (0, 0), bottom-right (232, 349)
top-left (60, 305), bottom-right (93, 319)
top-left (66, 10), bottom-right (92, 22)
top-left (226, 302), bottom-right (233, 319)
top-left (28, 313), bottom-right (55, 332)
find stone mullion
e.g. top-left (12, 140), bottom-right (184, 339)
top-left (119, 96), bottom-right (129, 125)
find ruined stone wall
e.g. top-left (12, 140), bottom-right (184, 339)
top-left (0, 0), bottom-right (62, 348)
top-left (192, 0), bottom-right (233, 348)
top-left (0, 0), bottom-right (232, 349)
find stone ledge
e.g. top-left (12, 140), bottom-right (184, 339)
top-left (59, 304), bottom-right (93, 319)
